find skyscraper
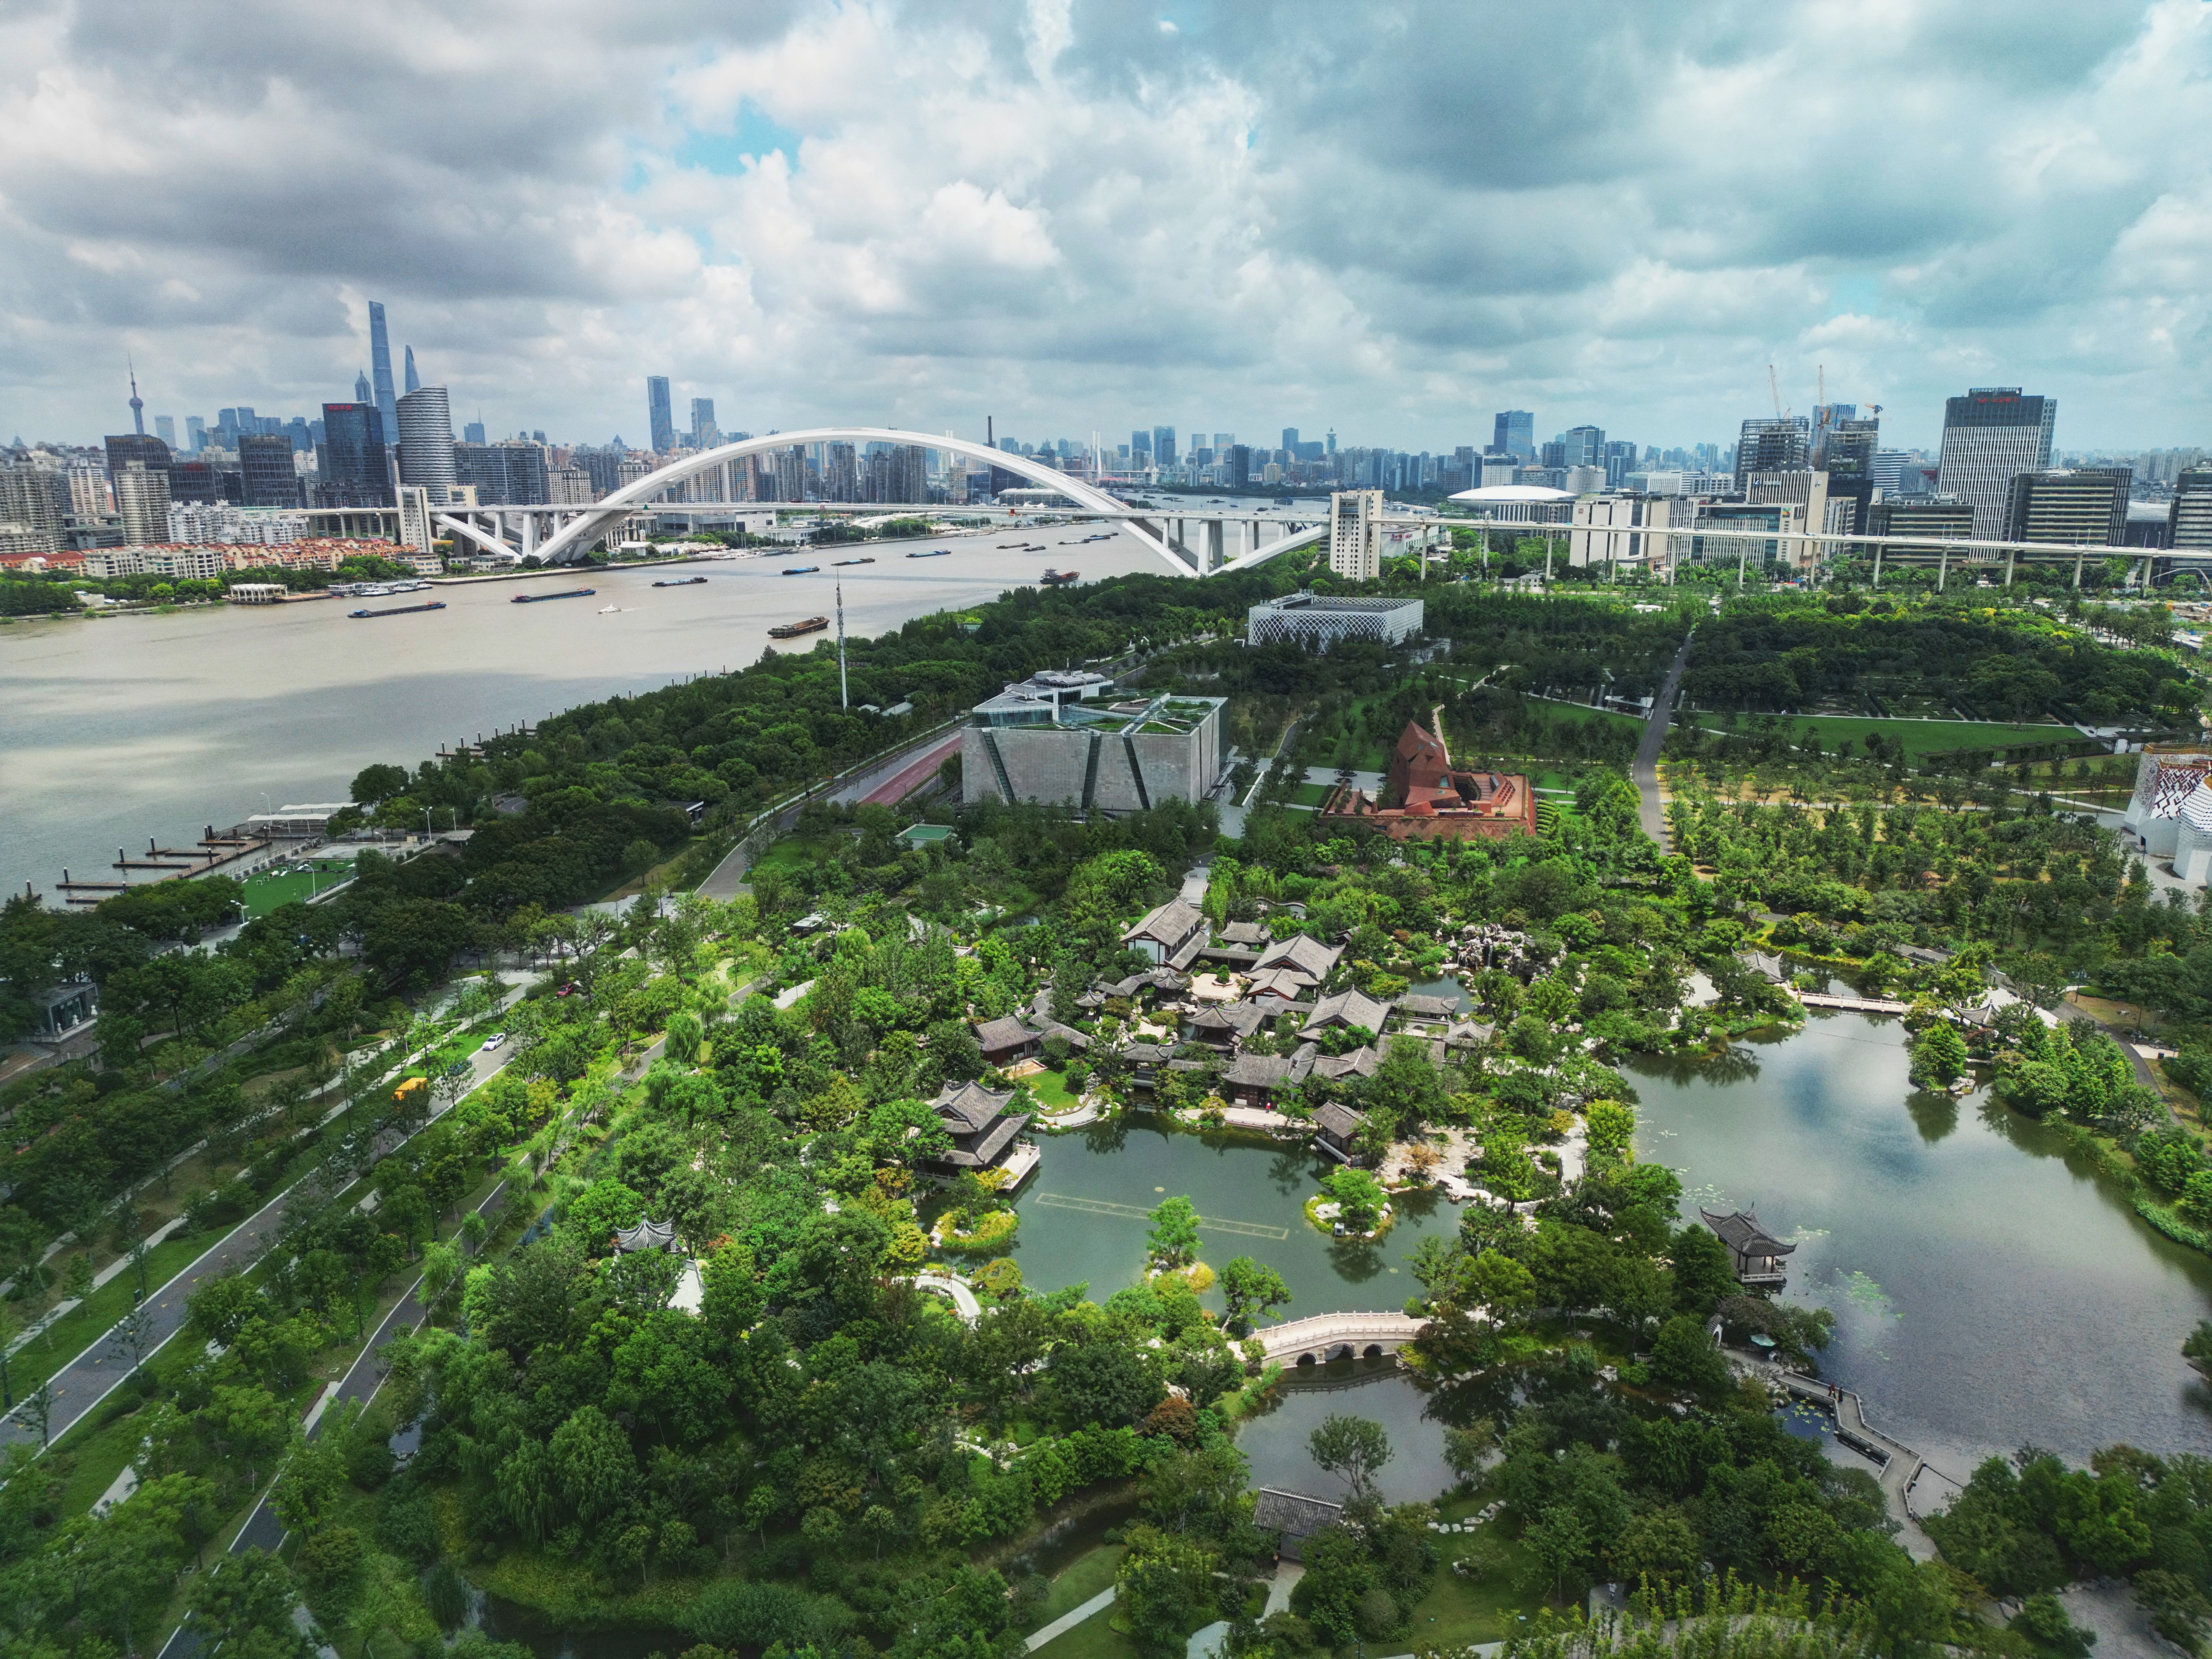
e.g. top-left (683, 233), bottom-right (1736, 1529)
top-left (691, 397), bottom-right (717, 449)
top-left (104, 432), bottom-right (171, 488)
top-left (185, 416), bottom-right (206, 452)
top-left (1131, 429), bottom-right (1152, 461)
top-left (463, 418), bottom-right (486, 446)
top-left (403, 345), bottom-right (421, 395)
top-left (1213, 433), bottom-right (1235, 451)
top-left (1810, 403), bottom-right (1856, 465)
top-left (647, 377), bottom-right (675, 453)
top-left (1281, 428), bottom-right (1299, 454)
top-left (154, 415), bottom-right (176, 448)
top-left (1226, 445), bottom-right (1251, 490)
top-left (1937, 387), bottom-right (2056, 541)
top-left (1559, 425), bottom-right (1605, 467)
top-left (0, 462), bottom-right (66, 553)
top-left (1153, 426), bottom-right (1177, 467)
top-left (367, 302), bottom-right (400, 439)
top-left (395, 387), bottom-right (457, 489)
top-left (1328, 490), bottom-right (1382, 581)
top-left (1734, 417), bottom-right (1810, 491)
top-left (2173, 467), bottom-right (2212, 555)
top-left (238, 434), bottom-right (300, 507)
top-left (317, 403), bottom-right (394, 507)
top-left (1493, 411), bottom-right (1534, 462)
top-left (113, 461), bottom-right (170, 544)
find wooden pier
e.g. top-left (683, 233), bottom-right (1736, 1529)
top-left (54, 830), bottom-right (275, 906)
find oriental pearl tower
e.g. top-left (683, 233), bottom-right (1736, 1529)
top-left (127, 357), bottom-right (145, 435)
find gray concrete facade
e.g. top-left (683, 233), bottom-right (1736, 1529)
top-left (964, 692), bottom-right (1222, 813)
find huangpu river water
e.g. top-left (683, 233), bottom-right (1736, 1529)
top-left (0, 518), bottom-right (1219, 898)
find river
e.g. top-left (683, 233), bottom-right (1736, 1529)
top-left (0, 522), bottom-right (1194, 898)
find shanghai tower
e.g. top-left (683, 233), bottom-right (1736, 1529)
top-left (368, 301), bottom-right (400, 439)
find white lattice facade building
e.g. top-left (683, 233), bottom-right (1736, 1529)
top-left (2122, 749), bottom-right (2212, 857)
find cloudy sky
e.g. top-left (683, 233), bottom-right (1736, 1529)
top-left (3, 0), bottom-right (2210, 456)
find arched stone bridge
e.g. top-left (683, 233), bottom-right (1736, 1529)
top-left (1255, 1311), bottom-right (1427, 1366)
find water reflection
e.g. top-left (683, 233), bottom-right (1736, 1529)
top-left (1632, 1015), bottom-right (2212, 1467)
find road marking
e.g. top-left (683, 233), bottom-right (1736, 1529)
top-left (1029, 1192), bottom-right (1289, 1239)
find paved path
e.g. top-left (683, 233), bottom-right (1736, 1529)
top-left (913, 1272), bottom-right (982, 1323)
top-left (154, 1177), bottom-right (513, 1659)
top-left (1027, 1587), bottom-right (1116, 1652)
top-left (851, 734), bottom-right (961, 807)
top-left (2, 1021), bottom-right (517, 1454)
top-left (1633, 629), bottom-right (1696, 849)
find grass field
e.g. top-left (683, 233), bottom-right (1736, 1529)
top-left (1683, 713), bottom-right (2078, 757)
top-left (1291, 781), bottom-right (1334, 806)
top-left (1022, 1544), bottom-right (1125, 1635)
top-left (1023, 1069), bottom-right (1085, 1112)
top-left (1528, 698), bottom-right (1646, 733)
top-left (238, 860), bottom-right (353, 918)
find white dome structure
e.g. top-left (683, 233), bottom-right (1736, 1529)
top-left (1448, 483), bottom-right (1574, 525)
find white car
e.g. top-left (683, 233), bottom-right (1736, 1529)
top-left (480, 1033), bottom-right (506, 1052)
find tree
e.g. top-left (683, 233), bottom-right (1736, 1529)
top-left (1116, 1523), bottom-right (1218, 1659)
top-left (1218, 1255), bottom-right (1292, 1334)
top-left (1584, 1098), bottom-right (1636, 1160)
top-left (1909, 1020), bottom-right (1968, 1089)
top-left (206, 1383), bottom-right (291, 1487)
top-left (188, 1549), bottom-right (315, 1659)
top-left (1322, 1166), bottom-right (1386, 1232)
top-left (1649, 1314), bottom-right (1731, 1396)
top-left (1308, 1413), bottom-right (1392, 1503)
top-left (1671, 1223), bottom-right (1737, 1314)
top-left (1146, 1195), bottom-right (1201, 1270)
top-left (351, 764), bottom-right (409, 805)
top-left (1051, 1339), bottom-right (1163, 1428)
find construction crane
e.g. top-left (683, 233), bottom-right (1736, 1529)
top-left (1768, 364), bottom-right (1787, 420)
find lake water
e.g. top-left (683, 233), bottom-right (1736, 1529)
top-left (1011, 1117), bottom-right (1458, 1316)
top-left (1632, 1012), bottom-right (2212, 1475)
top-left (0, 522), bottom-right (1188, 898)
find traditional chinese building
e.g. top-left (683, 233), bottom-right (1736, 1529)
top-left (1318, 720), bottom-right (1540, 841)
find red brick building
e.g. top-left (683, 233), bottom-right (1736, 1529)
top-left (1318, 720), bottom-right (1540, 841)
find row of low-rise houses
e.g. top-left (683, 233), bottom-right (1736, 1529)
top-left (0, 538), bottom-right (434, 583)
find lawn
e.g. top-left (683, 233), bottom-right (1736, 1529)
top-left (1527, 698), bottom-right (1646, 734)
top-left (1023, 1069), bottom-right (1085, 1112)
top-left (1022, 1544), bottom-right (1125, 1635)
top-left (1685, 713), bottom-right (2077, 757)
top-left (1385, 1528), bottom-right (1546, 1654)
top-left (1291, 781), bottom-right (1334, 807)
top-left (1033, 1615), bottom-right (1139, 1659)
top-left (238, 860), bottom-right (354, 918)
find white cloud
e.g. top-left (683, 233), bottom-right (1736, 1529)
top-left (0, 0), bottom-right (2209, 451)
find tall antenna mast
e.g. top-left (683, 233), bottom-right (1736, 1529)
top-left (836, 580), bottom-right (848, 710)
top-left (128, 356), bottom-right (145, 436)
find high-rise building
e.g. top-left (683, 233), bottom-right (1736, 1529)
top-left (2173, 467), bottom-right (2212, 554)
top-left (238, 433), bottom-right (300, 507)
top-left (1865, 497), bottom-right (1974, 561)
top-left (1556, 425), bottom-right (1605, 469)
top-left (1810, 403), bottom-right (1856, 465)
top-left (1213, 433), bottom-right (1235, 451)
top-left (454, 440), bottom-right (548, 505)
top-left (690, 397), bottom-right (717, 449)
top-left (153, 415), bottom-right (175, 448)
top-left (167, 460), bottom-right (222, 505)
top-left (316, 402), bottom-right (394, 507)
top-left (103, 433), bottom-right (170, 491)
top-left (1493, 411), bottom-right (1534, 462)
top-left (1601, 440), bottom-right (1637, 488)
top-left (395, 387), bottom-right (457, 489)
top-left (647, 377), bottom-right (675, 453)
top-left (185, 416), bottom-right (206, 452)
top-left (355, 370), bottom-right (372, 404)
top-left (1281, 427), bottom-right (1299, 454)
top-left (1130, 429), bottom-right (1152, 461)
top-left (1937, 387), bottom-right (2056, 541)
top-left (462, 419), bottom-right (486, 446)
top-left (773, 445), bottom-right (805, 502)
top-left (1733, 417), bottom-right (1810, 490)
top-left (0, 463), bottom-right (66, 553)
top-left (403, 345), bottom-right (421, 395)
top-left (1327, 489), bottom-right (1382, 582)
top-left (1153, 426), bottom-right (1177, 467)
top-left (1226, 445), bottom-right (1251, 490)
top-left (368, 302), bottom-right (399, 439)
top-left (2004, 468), bottom-right (2130, 547)
top-left (113, 461), bottom-right (171, 544)
top-left (823, 443), bottom-right (858, 502)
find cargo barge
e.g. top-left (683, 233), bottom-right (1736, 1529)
top-left (349, 600), bottom-right (449, 618)
top-left (767, 616), bottom-right (830, 639)
top-left (512, 588), bottom-right (596, 603)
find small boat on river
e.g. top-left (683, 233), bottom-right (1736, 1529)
top-left (1041, 569), bottom-right (1078, 586)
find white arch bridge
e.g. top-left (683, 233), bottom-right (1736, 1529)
top-left (435, 427), bottom-right (1336, 578)
top-left (1254, 1311), bottom-right (1428, 1367)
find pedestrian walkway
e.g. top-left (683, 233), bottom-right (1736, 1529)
top-left (1026, 1587), bottom-right (1115, 1652)
top-left (1634, 629), bottom-right (1695, 849)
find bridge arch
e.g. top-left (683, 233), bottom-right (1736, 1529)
top-left (530, 427), bottom-right (1193, 574)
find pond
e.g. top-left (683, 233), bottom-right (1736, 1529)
top-left (1234, 1362), bottom-right (1462, 1507)
top-left (1010, 1117), bottom-right (1461, 1317)
top-left (1632, 1011), bottom-right (2212, 1474)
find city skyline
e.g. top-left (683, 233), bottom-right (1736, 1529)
top-left (3, 2), bottom-right (2210, 451)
